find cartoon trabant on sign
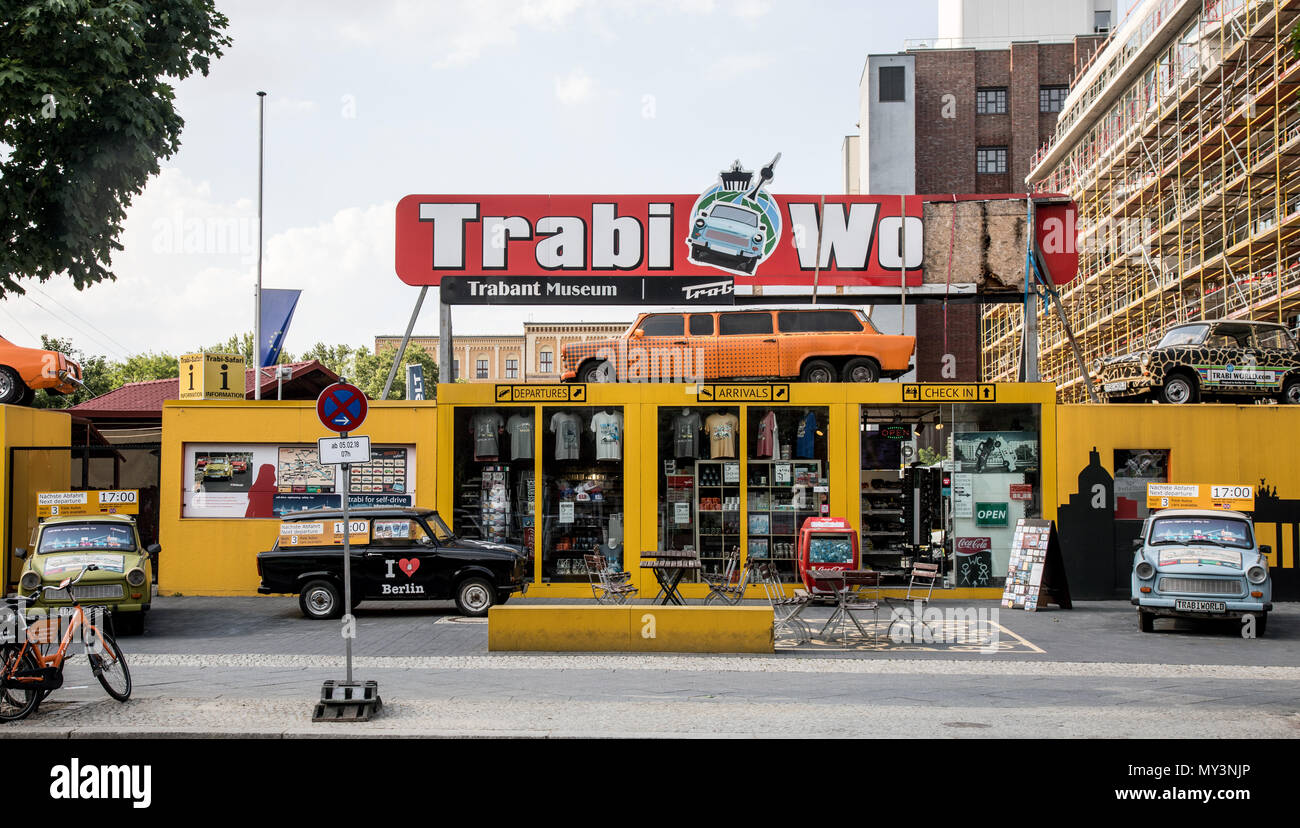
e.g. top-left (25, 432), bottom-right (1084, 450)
top-left (1131, 484), bottom-right (1272, 636)
top-left (1094, 319), bottom-right (1300, 404)
top-left (257, 507), bottom-right (530, 618)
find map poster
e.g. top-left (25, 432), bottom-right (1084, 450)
top-left (278, 447), bottom-right (337, 493)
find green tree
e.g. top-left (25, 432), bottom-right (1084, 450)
top-left (297, 342), bottom-right (356, 377)
top-left (31, 336), bottom-right (111, 408)
top-left (110, 351), bottom-right (178, 386)
top-left (196, 332), bottom-right (254, 364)
top-left (0, 1), bottom-right (232, 296)
top-left (346, 344), bottom-right (439, 400)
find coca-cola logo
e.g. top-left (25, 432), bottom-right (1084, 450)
top-left (955, 537), bottom-right (992, 552)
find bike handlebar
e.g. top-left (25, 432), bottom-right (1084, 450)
top-left (23, 565), bottom-right (100, 601)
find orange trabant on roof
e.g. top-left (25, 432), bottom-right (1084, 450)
top-left (0, 336), bottom-right (82, 406)
top-left (560, 307), bottom-right (914, 383)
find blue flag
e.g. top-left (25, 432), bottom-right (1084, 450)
top-left (259, 289), bottom-right (302, 368)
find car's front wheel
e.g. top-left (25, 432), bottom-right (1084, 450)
top-left (455, 577), bottom-right (496, 618)
top-left (299, 579), bottom-right (343, 620)
top-left (1279, 377), bottom-right (1300, 405)
top-left (1139, 610), bottom-right (1154, 633)
top-left (580, 360), bottom-right (615, 383)
top-left (0, 366), bottom-right (26, 406)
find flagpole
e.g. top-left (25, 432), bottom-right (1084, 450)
top-left (255, 90), bottom-right (266, 399)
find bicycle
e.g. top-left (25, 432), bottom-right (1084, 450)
top-left (0, 565), bottom-right (131, 722)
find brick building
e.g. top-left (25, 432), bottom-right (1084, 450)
top-left (848, 0), bottom-right (1108, 381)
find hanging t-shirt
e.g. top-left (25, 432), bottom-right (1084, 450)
top-left (590, 410), bottom-right (623, 461)
top-left (506, 413), bottom-right (534, 460)
top-left (672, 412), bottom-right (702, 458)
top-left (550, 411), bottom-right (583, 460)
top-left (756, 410), bottom-right (779, 458)
top-left (704, 412), bottom-right (739, 459)
top-left (471, 412), bottom-right (504, 460)
top-left (796, 411), bottom-right (817, 458)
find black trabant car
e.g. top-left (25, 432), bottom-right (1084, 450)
top-left (1094, 319), bottom-right (1300, 404)
top-left (257, 507), bottom-right (529, 618)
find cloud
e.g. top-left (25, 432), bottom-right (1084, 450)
top-left (729, 0), bottom-right (773, 19)
top-left (554, 69), bottom-right (595, 105)
top-left (707, 53), bottom-right (770, 82)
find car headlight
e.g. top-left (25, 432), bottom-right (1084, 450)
top-left (127, 568), bottom-right (147, 587)
top-left (1140, 353), bottom-right (1151, 369)
top-left (695, 218), bottom-right (705, 227)
top-left (1092, 359), bottom-right (1102, 374)
top-left (1247, 565), bottom-right (1267, 584)
top-left (20, 571), bottom-right (41, 592)
top-left (752, 234), bottom-right (763, 244)
top-left (1135, 561), bottom-right (1155, 580)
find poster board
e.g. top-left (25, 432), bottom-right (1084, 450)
top-left (1001, 518), bottom-right (1073, 611)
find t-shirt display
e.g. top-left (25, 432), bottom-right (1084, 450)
top-left (506, 413), bottom-right (534, 460)
top-left (550, 411), bottom-right (583, 460)
top-left (471, 412), bottom-right (504, 461)
top-left (705, 412), bottom-right (739, 459)
top-left (590, 410), bottom-right (623, 461)
top-left (756, 410), bottom-right (779, 458)
top-left (796, 411), bottom-right (817, 459)
top-left (672, 411), bottom-right (702, 458)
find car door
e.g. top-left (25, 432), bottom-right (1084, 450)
top-left (363, 518), bottom-right (439, 599)
top-left (626, 313), bottom-right (686, 382)
top-left (716, 311), bottom-right (779, 379)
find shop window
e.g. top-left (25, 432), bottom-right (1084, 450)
top-left (452, 409), bottom-right (536, 567)
top-left (1113, 449), bottom-right (1169, 520)
top-left (475, 359), bottom-right (489, 379)
top-left (640, 314), bottom-right (685, 336)
top-left (976, 87), bottom-right (1007, 115)
top-left (541, 406), bottom-right (624, 582)
top-left (689, 314), bottom-right (714, 336)
top-left (505, 358), bottom-right (518, 379)
top-left (539, 350), bottom-right (553, 373)
top-left (976, 146), bottom-right (1007, 174)
top-left (719, 312), bottom-right (773, 335)
top-left (657, 406), bottom-right (741, 579)
top-left (747, 407), bottom-right (830, 581)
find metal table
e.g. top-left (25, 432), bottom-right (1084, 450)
top-left (640, 551), bottom-right (702, 605)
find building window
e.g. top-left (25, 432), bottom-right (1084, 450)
top-left (453, 359), bottom-right (460, 380)
top-left (878, 65), bottom-right (905, 103)
top-left (1094, 9), bottom-right (1111, 34)
top-left (540, 350), bottom-right (553, 373)
top-left (976, 146), bottom-right (1008, 174)
top-left (505, 358), bottom-right (518, 379)
top-left (1039, 85), bottom-right (1068, 113)
top-left (476, 359), bottom-right (488, 379)
top-left (976, 87), bottom-right (1007, 115)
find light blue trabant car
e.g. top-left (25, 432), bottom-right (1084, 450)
top-left (1131, 508), bottom-right (1272, 636)
top-left (688, 202), bottom-right (766, 274)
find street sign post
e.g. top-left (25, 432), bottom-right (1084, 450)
top-left (312, 381), bottom-right (381, 721)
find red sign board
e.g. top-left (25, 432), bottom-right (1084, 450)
top-left (395, 194), bottom-right (924, 289)
top-left (1009, 484), bottom-right (1033, 501)
top-left (955, 537), bottom-right (992, 553)
top-left (1033, 200), bottom-right (1079, 286)
top-left (316, 383), bottom-right (368, 433)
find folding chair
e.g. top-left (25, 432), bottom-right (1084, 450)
top-left (702, 547), bottom-right (745, 605)
top-left (584, 554), bottom-right (637, 605)
top-left (885, 561), bottom-right (941, 615)
top-left (842, 570), bottom-right (882, 644)
top-left (757, 562), bottom-right (811, 643)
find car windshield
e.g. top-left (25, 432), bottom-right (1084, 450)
top-left (1149, 517), bottom-right (1252, 549)
top-left (1157, 324), bottom-right (1209, 347)
top-left (1255, 327), bottom-right (1297, 350)
top-left (38, 522), bottom-right (137, 553)
top-left (710, 204), bottom-right (758, 226)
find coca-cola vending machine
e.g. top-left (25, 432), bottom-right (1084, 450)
top-left (797, 516), bottom-right (860, 597)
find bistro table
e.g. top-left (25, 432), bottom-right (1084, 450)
top-left (640, 551), bottom-right (702, 605)
top-left (805, 568), bottom-right (882, 642)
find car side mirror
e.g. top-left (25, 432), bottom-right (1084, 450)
top-left (146, 543), bottom-right (161, 557)
top-left (1132, 539), bottom-right (1143, 550)
top-left (633, 328), bottom-right (645, 339)
top-left (13, 548), bottom-right (26, 560)
top-left (1260, 544), bottom-right (1271, 557)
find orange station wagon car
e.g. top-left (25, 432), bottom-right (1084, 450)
top-left (0, 336), bottom-right (82, 406)
top-left (560, 308), bottom-right (915, 383)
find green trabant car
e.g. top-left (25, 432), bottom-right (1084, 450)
top-left (15, 515), bottom-right (157, 635)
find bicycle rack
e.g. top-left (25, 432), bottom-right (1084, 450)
top-left (312, 679), bottom-right (383, 722)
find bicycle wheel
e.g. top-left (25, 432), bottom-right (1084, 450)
top-left (89, 632), bottom-right (131, 702)
top-left (0, 645), bottom-right (41, 721)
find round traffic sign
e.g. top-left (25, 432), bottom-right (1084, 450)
top-left (316, 382), bottom-right (368, 433)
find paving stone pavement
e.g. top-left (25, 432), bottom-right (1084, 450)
top-left (1, 596), bottom-right (1295, 738)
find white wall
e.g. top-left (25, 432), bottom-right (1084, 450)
top-left (935, 0), bottom-right (1113, 49)
top-left (860, 54), bottom-right (915, 195)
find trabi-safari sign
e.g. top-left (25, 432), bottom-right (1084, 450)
top-left (395, 156), bottom-right (924, 301)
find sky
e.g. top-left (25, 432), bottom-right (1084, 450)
top-left (0, 0), bottom-right (1138, 364)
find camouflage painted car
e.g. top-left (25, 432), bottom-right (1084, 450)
top-left (15, 515), bottom-right (156, 635)
top-left (203, 457), bottom-right (234, 480)
top-left (1094, 319), bottom-right (1300, 404)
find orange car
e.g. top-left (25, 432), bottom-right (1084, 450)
top-left (0, 336), bottom-right (82, 405)
top-left (560, 308), bottom-right (915, 383)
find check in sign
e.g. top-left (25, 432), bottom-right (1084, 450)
top-left (319, 436), bottom-right (372, 465)
top-left (902, 384), bottom-right (996, 402)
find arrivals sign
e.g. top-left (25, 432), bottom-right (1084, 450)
top-left (395, 157), bottom-right (923, 297)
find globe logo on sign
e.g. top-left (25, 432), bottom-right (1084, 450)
top-left (685, 154), bottom-right (782, 277)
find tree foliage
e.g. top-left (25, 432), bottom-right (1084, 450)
top-left (299, 341), bottom-right (439, 399)
top-left (0, 0), bottom-right (232, 296)
top-left (31, 335), bottom-right (112, 408)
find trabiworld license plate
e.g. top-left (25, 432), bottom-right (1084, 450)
top-left (1174, 599), bottom-right (1226, 613)
top-left (1103, 381), bottom-right (1127, 392)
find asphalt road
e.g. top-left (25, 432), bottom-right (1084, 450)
top-left (2, 597), bottom-right (1297, 738)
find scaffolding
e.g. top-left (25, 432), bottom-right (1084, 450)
top-left (985, 0), bottom-right (1300, 401)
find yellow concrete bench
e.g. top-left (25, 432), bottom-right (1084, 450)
top-left (488, 605), bottom-right (775, 653)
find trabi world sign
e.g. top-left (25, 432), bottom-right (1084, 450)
top-left (395, 157), bottom-right (924, 290)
